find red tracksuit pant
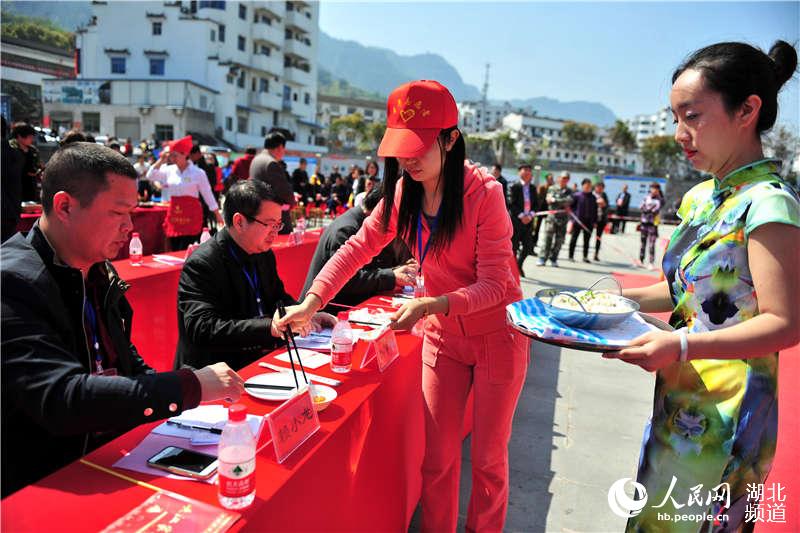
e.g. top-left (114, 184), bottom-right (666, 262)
top-left (420, 325), bottom-right (530, 532)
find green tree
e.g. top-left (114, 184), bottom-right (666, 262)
top-left (562, 121), bottom-right (597, 147)
top-left (585, 154), bottom-right (599, 172)
top-left (610, 120), bottom-right (637, 151)
top-left (465, 135), bottom-right (496, 166)
top-left (359, 121), bottom-right (386, 153)
top-left (641, 135), bottom-right (682, 176)
top-left (328, 113), bottom-right (367, 152)
top-left (1, 10), bottom-right (74, 50)
top-left (491, 131), bottom-right (518, 167)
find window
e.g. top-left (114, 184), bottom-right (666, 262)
top-left (347, 107), bottom-right (356, 114)
top-left (110, 57), bottom-right (126, 74)
top-left (304, 93), bottom-right (310, 105)
top-left (259, 78), bottom-right (269, 93)
top-left (226, 73), bottom-right (234, 84)
top-left (199, 1), bottom-right (226, 9)
top-left (155, 124), bottom-right (174, 142)
top-left (149, 58), bottom-right (165, 76)
top-left (364, 109), bottom-right (373, 117)
top-left (152, 22), bottom-right (162, 35)
top-left (293, 92), bottom-right (298, 102)
top-left (237, 71), bottom-right (245, 88)
top-left (238, 35), bottom-right (245, 51)
top-left (251, 78), bottom-right (257, 91)
top-left (238, 3), bottom-right (246, 19)
top-left (287, 1), bottom-right (294, 10)
top-left (237, 115), bottom-right (248, 134)
top-left (210, 29), bottom-right (215, 41)
top-left (75, 48), bottom-right (81, 74)
top-left (218, 24), bottom-right (225, 42)
top-left (82, 112), bottom-right (100, 132)
top-left (225, 117), bottom-right (233, 131)
top-left (261, 126), bottom-right (267, 136)
top-left (200, 95), bottom-right (208, 109)
top-left (273, 111), bottom-right (279, 124)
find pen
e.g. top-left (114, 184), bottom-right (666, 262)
top-left (166, 420), bottom-right (222, 434)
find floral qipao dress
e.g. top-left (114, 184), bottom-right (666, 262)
top-left (628, 160), bottom-right (800, 532)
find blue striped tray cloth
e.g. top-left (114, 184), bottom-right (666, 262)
top-left (506, 297), bottom-right (660, 349)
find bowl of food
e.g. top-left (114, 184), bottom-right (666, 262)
top-left (535, 276), bottom-right (639, 330)
top-left (311, 384), bottom-right (337, 412)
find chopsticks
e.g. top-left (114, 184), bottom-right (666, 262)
top-left (277, 300), bottom-right (308, 388)
top-left (243, 383), bottom-right (296, 391)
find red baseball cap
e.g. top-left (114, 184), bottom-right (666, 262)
top-left (165, 135), bottom-right (193, 156)
top-left (377, 80), bottom-right (458, 159)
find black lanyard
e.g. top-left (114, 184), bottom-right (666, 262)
top-left (416, 207), bottom-right (441, 274)
top-left (83, 298), bottom-right (104, 373)
top-left (228, 245), bottom-right (265, 317)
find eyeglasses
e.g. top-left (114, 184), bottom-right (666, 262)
top-left (244, 215), bottom-right (283, 232)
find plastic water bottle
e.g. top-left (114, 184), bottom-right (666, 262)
top-left (330, 312), bottom-right (353, 373)
top-left (200, 227), bottom-right (211, 244)
top-left (218, 404), bottom-right (256, 510)
top-left (129, 232), bottom-right (143, 266)
top-left (293, 218), bottom-right (306, 244)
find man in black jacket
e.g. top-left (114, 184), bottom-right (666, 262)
top-left (1, 143), bottom-right (243, 497)
top-left (291, 157), bottom-right (309, 199)
top-left (301, 188), bottom-right (415, 309)
top-left (491, 163), bottom-right (509, 208)
top-left (612, 184), bottom-right (631, 234)
top-left (249, 131), bottom-right (295, 235)
top-left (176, 179), bottom-right (335, 370)
top-left (1, 116), bottom-right (24, 242)
top-left (509, 163), bottom-right (538, 276)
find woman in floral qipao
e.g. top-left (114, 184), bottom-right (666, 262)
top-left (606, 40), bottom-right (800, 532)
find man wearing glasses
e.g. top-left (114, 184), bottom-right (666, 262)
top-left (175, 180), bottom-right (334, 370)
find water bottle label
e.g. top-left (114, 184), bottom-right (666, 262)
top-left (218, 458), bottom-right (255, 497)
top-left (331, 342), bottom-right (352, 366)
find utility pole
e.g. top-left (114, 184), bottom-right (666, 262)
top-left (480, 63), bottom-right (490, 132)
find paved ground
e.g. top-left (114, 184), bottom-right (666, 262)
top-left (411, 224), bottom-right (675, 532)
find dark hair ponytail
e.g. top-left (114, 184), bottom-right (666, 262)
top-left (379, 127), bottom-right (465, 254)
top-left (672, 40), bottom-right (797, 134)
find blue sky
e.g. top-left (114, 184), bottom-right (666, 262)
top-left (320, 1), bottom-right (799, 128)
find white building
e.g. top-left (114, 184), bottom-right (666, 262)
top-left (457, 101), bottom-right (518, 134)
top-left (42, 0), bottom-right (322, 150)
top-left (316, 94), bottom-right (385, 150)
top-left (502, 113), bottom-right (644, 174)
top-left (1, 36), bottom-right (74, 124)
top-left (627, 106), bottom-right (676, 146)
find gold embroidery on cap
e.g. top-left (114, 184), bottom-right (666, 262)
top-left (394, 98), bottom-right (430, 123)
top-left (400, 109), bottom-right (416, 122)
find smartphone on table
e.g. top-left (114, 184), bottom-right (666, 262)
top-left (147, 446), bottom-right (218, 479)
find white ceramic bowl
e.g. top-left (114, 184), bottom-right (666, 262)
top-left (310, 384), bottom-right (337, 412)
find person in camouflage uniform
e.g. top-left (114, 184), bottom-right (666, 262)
top-left (537, 171), bottom-right (572, 267)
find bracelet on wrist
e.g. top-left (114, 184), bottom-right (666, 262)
top-left (676, 327), bottom-right (689, 362)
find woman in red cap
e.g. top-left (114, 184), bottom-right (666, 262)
top-left (278, 80), bottom-right (528, 531)
top-left (146, 135), bottom-right (223, 247)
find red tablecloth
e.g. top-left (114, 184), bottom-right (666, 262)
top-left (114, 229), bottom-right (322, 372)
top-left (1, 300), bottom-right (426, 532)
top-left (614, 272), bottom-right (800, 532)
top-left (16, 206), bottom-right (169, 260)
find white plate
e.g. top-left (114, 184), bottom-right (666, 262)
top-left (244, 372), bottom-right (301, 401)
